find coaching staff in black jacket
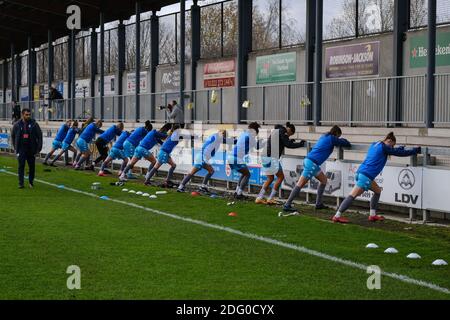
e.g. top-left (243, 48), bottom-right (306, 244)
top-left (11, 108), bottom-right (43, 189)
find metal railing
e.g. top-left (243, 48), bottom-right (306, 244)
top-left (242, 82), bottom-right (314, 125)
top-left (321, 75), bottom-right (427, 126)
top-left (0, 74), bottom-right (448, 128)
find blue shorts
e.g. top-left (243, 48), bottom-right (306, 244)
top-left (157, 150), bottom-right (171, 164)
top-left (227, 155), bottom-right (248, 172)
top-left (134, 146), bottom-right (151, 159)
top-left (261, 156), bottom-right (282, 175)
top-left (123, 140), bottom-right (136, 158)
top-left (76, 138), bottom-right (89, 153)
top-left (356, 173), bottom-right (373, 191)
top-left (62, 142), bottom-right (72, 151)
top-left (193, 153), bottom-right (212, 170)
top-left (109, 147), bottom-right (126, 160)
top-left (52, 140), bottom-right (63, 150)
top-left (301, 158), bottom-right (321, 180)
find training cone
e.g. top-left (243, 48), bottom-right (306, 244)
top-left (122, 189), bottom-right (129, 192)
top-left (100, 196), bottom-right (109, 201)
top-left (136, 191), bottom-right (143, 195)
top-left (149, 195), bottom-right (158, 199)
top-left (227, 202), bottom-right (236, 206)
top-left (142, 193), bottom-right (150, 197)
top-left (366, 243), bottom-right (379, 249)
top-left (384, 248), bottom-right (399, 254)
top-left (191, 192), bottom-right (201, 197)
top-left (432, 259), bottom-right (448, 266)
top-left (407, 253), bottom-right (421, 259)
top-left (129, 190), bottom-right (136, 194)
top-left (228, 212), bottom-right (237, 217)
top-left (156, 191), bottom-right (168, 195)
top-left (57, 185), bottom-right (65, 189)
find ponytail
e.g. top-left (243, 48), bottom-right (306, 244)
top-left (328, 125), bottom-right (342, 137)
top-left (384, 132), bottom-right (396, 143)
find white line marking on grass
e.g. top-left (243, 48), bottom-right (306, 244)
top-left (2, 170), bottom-right (450, 295)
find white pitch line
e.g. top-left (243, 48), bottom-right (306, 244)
top-left (1, 169), bottom-right (450, 296)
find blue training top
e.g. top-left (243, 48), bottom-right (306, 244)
top-left (161, 130), bottom-right (181, 154)
top-left (113, 131), bottom-right (131, 149)
top-left (202, 132), bottom-right (221, 160)
top-left (63, 127), bottom-right (79, 145)
top-left (232, 131), bottom-right (256, 160)
top-left (307, 134), bottom-right (351, 166)
top-left (126, 127), bottom-right (149, 147)
top-left (55, 124), bottom-right (70, 142)
top-left (79, 123), bottom-right (104, 143)
top-left (99, 125), bottom-right (122, 143)
top-left (139, 129), bottom-right (167, 150)
top-left (357, 141), bottom-right (419, 180)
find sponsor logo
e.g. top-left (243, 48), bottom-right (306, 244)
top-left (398, 169), bottom-right (415, 190)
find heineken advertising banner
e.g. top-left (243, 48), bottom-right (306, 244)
top-left (325, 41), bottom-right (380, 78)
top-left (256, 52), bottom-right (297, 84)
top-left (410, 32), bottom-right (450, 68)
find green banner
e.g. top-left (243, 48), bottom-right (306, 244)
top-left (410, 32), bottom-right (450, 68)
top-left (256, 52), bottom-right (296, 84)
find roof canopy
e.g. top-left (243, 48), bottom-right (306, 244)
top-left (0, 0), bottom-right (180, 59)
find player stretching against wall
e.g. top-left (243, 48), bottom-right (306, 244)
top-left (256, 123), bottom-right (305, 205)
top-left (332, 132), bottom-right (421, 224)
top-left (97, 130), bottom-right (131, 177)
top-left (119, 123), bottom-right (172, 181)
top-left (177, 129), bottom-right (226, 194)
top-left (121, 120), bottom-right (153, 179)
top-left (283, 125), bottom-right (351, 213)
top-left (227, 122), bottom-right (261, 200)
top-left (144, 124), bottom-right (181, 187)
top-left (43, 120), bottom-right (71, 166)
top-left (74, 120), bottom-right (104, 170)
top-left (50, 120), bottom-right (80, 166)
top-left (92, 122), bottom-right (124, 170)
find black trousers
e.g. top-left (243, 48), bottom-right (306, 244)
top-left (94, 138), bottom-right (109, 164)
top-left (18, 151), bottom-right (36, 186)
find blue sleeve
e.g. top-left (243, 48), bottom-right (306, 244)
top-left (331, 135), bottom-right (351, 147)
top-left (383, 144), bottom-right (419, 157)
top-left (156, 131), bottom-right (168, 140)
top-left (96, 127), bottom-right (105, 134)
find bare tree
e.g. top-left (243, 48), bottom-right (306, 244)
top-left (410, 0), bottom-right (427, 27)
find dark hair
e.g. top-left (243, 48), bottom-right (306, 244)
top-left (248, 122), bottom-right (261, 134)
top-left (172, 100), bottom-right (177, 105)
top-left (171, 123), bottom-right (181, 131)
top-left (384, 132), bottom-right (396, 143)
top-left (72, 120), bottom-right (79, 127)
top-left (328, 125), bottom-right (342, 137)
top-left (144, 120), bottom-right (152, 130)
top-left (160, 123), bottom-right (173, 133)
top-left (286, 122), bottom-right (296, 134)
top-left (21, 108), bottom-right (31, 114)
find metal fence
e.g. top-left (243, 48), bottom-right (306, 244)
top-left (321, 75), bottom-right (427, 126)
top-left (1, 74), bottom-right (448, 127)
top-left (242, 82), bottom-right (313, 125)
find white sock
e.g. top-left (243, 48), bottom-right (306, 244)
top-left (370, 209), bottom-right (377, 217)
top-left (257, 188), bottom-right (266, 199)
top-left (201, 184), bottom-right (208, 189)
top-left (334, 211), bottom-right (342, 218)
top-left (268, 189), bottom-right (278, 200)
top-left (237, 188), bottom-right (243, 196)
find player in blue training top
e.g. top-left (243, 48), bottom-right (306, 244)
top-left (43, 120), bottom-right (71, 165)
top-left (93, 122), bottom-right (124, 170)
top-left (122, 120), bottom-right (153, 179)
top-left (49, 120), bottom-right (80, 167)
top-left (118, 123), bottom-right (172, 181)
top-left (74, 120), bottom-right (104, 170)
top-left (227, 122), bottom-right (261, 200)
top-left (283, 125), bottom-right (351, 213)
top-left (332, 132), bottom-right (421, 224)
top-left (177, 129), bottom-right (227, 194)
top-left (144, 124), bottom-right (183, 187)
top-left (97, 130), bottom-right (131, 177)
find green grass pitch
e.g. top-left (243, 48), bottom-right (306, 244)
top-left (0, 154), bottom-right (449, 300)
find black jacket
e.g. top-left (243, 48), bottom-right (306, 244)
top-left (263, 125), bottom-right (305, 159)
top-left (49, 89), bottom-right (63, 101)
top-left (11, 119), bottom-right (43, 155)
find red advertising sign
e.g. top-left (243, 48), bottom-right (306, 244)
top-left (203, 60), bottom-right (236, 88)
